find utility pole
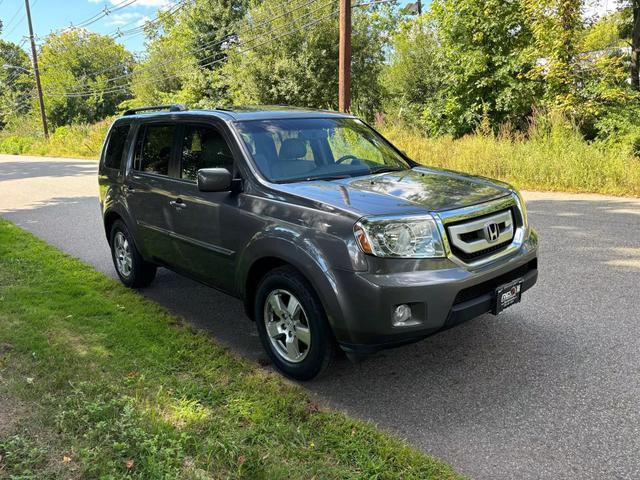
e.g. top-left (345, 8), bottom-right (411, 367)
top-left (632, 0), bottom-right (640, 90)
top-left (338, 0), bottom-right (351, 112)
top-left (417, 0), bottom-right (422, 15)
top-left (24, 0), bottom-right (48, 139)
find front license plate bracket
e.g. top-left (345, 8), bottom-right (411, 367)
top-left (492, 278), bottom-right (523, 315)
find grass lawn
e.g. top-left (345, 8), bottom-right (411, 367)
top-left (0, 218), bottom-right (461, 479)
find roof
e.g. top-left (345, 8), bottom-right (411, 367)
top-left (119, 105), bottom-right (354, 122)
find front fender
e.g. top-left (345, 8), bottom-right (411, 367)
top-left (236, 227), bottom-right (347, 334)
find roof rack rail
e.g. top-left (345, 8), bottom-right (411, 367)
top-left (123, 104), bottom-right (187, 116)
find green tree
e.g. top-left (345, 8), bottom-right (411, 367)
top-left (382, 17), bottom-right (447, 134)
top-left (426, 0), bottom-right (540, 136)
top-left (0, 39), bottom-right (34, 128)
top-left (131, 0), bottom-right (250, 107)
top-left (219, 0), bottom-right (397, 118)
top-left (525, 0), bottom-right (583, 110)
top-left (575, 9), bottom-right (640, 144)
top-left (39, 30), bottom-right (134, 127)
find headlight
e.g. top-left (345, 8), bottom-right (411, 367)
top-left (353, 215), bottom-right (445, 258)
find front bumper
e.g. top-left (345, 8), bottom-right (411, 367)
top-left (331, 229), bottom-right (538, 354)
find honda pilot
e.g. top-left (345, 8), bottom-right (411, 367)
top-left (98, 105), bottom-right (539, 380)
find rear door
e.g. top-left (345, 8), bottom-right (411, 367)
top-left (164, 121), bottom-right (237, 292)
top-left (124, 122), bottom-right (181, 266)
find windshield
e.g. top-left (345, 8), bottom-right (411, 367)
top-left (234, 117), bottom-right (411, 183)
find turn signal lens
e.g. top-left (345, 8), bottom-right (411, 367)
top-left (354, 223), bottom-right (373, 254)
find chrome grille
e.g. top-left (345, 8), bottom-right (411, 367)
top-left (447, 209), bottom-right (515, 256)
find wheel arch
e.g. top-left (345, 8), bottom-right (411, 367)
top-left (239, 243), bottom-right (342, 331)
top-left (103, 209), bottom-right (124, 243)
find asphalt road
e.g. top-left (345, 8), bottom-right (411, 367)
top-left (1, 154), bottom-right (639, 479)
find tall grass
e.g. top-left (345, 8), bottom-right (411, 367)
top-left (380, 114), bottom-right (640, 197)
top-left (0, 118), bottom-right (111, 159)
top-left (1, 113), bottom-right (638, 197)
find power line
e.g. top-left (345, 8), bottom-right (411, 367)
top-left (1, 4), bottom-right (25, 35)
top-left (39, 0), bottom-right (310, 93)
top-left (93, 0), bottom-right (324, 83)
top-left (45, 6), bottom-right (339, 98)
top-left (3, 0), bottom-right (41, 38)
top-left (44, 0), bottom-right (332, 95)
top-left (108, 0), bottom-right (187, 39)
top-left (63, 0), bottom-right (140, 31)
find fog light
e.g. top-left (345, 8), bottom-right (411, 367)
top-left (392, 304), bottom-right (412, 326)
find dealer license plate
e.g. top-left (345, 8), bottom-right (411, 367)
top-left (493, 278), bottom-right (523, 315)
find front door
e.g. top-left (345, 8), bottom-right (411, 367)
top-left (164, 122), bottom-right (238, 292)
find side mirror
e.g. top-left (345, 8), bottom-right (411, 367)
top-left (197, 168), bottom-right (232, 192)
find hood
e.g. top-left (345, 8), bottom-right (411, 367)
top-left (276, 167), bottom-right (511, 217)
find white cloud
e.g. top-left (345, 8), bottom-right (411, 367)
top-left (135, 15), bottom-right (151, 26)
top-left (105, 12), bottom-right (144, 26)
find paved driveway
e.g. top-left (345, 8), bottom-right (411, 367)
top-left (1, 154), bottom-right (639, 479)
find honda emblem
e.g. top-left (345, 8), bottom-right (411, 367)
top-left (484, 222), bottom-right (500, 243)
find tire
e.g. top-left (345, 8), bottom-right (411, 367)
top-left (255, 266), bottom-right (336, 381)
top-left (109, 219), bottom-right (157, 288)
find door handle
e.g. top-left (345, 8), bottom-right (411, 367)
top-left (169, 199), bottom-right (187, 209)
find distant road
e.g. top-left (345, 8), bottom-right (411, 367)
top-left (2, 153), bottom-right (639, 480)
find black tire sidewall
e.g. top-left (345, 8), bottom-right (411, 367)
top-left (109, 220), bottom-right (154, 288)
top-left (255, 267), bottom-right (334, 381)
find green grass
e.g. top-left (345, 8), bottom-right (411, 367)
top-left (0, 218), bottom-right (461, 480)
top-left (0, 119), bottom-right (110, 159)
top-left (380, 120), bottom-right (640, 198)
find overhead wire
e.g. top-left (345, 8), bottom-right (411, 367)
top-left (65, 0), bottom-right (139, 30)
top-left (1, 3), bottom-right (25, 37)
top-left (45, 5), bottom-right (339, 98)
top-left (44, 0), bottom-right (332, 96)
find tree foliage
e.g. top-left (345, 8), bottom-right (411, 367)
top-left (525, 0), bottom-right (583, 110)
top-left (39, 30), bottom-right (134, 127)
top-left (382, 17), bottom-right (446, 134)
top-left (220, 0), bottom-right (345, 109)
top-left (387, 0), bottom-right (541, 136)
top-left (3, 0), bottom-right (640, 152)
top-left (0, 39), bottom-right (34, 128)
top-left (130, 0), bottom-right (251, 107)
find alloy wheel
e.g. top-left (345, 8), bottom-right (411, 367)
top-left (114, 231), bottom-right (133, 278)
top-left (263, 289), bottom-right (311, 363)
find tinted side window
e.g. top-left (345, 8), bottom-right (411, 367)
top-left (181, 125), bottom-right (233, 181)
top-left (138, 125), bottom-right (175, 176)
top-left (104, 125), bottom-right (130, 170)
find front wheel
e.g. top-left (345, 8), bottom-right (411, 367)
top-left (109, 220), bottom-right (157, 288)
top-left (255, 266), bottom-right (335, 380)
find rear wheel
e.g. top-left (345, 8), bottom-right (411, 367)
top-left (109, 219), bottom-right (156, 288)
top-left (255, 266), bottom-right (335, 380)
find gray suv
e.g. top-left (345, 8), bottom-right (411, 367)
top-left (98, 105), bottom-right (538, 380)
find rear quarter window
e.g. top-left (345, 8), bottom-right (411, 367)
top-left (103, 125), bottom-right (130, 170)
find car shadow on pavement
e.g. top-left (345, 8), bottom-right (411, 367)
top-left (0, 161), bottom-right (97, 182)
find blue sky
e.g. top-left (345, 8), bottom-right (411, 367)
top-left (0, 0), bottom-right (425, 54)
top-left (0, 0), bottom-right (177, 53)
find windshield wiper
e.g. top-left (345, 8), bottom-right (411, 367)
top-left (368, 166), bottom-right (406, 175)
top-left (304, 174), bottom-right (353, 182)
top-left (280, 174), bottom-right (353, 183)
